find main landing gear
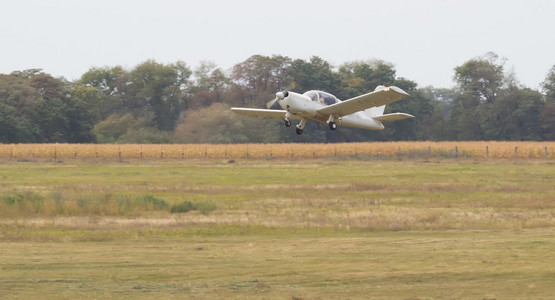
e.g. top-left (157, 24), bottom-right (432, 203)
top-left (327, 115), bottom-right (337, 131)
top-left (284, 119), bottom-right (291, 127)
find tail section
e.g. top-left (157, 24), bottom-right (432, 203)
top-left (366, 105), bottom-right (386, 117)
top-left (365, 104), bottom-right (414, 123)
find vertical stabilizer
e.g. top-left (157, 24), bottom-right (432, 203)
top-left (366, 105), bottom-right (386, 117)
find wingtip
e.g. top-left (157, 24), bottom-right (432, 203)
top-left (390, 86), bottom-right (410, 96)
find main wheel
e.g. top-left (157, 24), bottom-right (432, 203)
top-left (284, 119), bottom-right (292, 127)
top-left (295, 128), bottom-right (303, 135)
top-left (329, 121), bottom-right (337, 130)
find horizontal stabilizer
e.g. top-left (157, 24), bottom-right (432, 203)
top-left (373, 113), bottom-right (415, 122)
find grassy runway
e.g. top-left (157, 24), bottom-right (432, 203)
top-left (1, 158), bottom-right (554, 299)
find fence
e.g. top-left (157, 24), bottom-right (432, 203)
top-left (0, 142), bottom-right (553, 161)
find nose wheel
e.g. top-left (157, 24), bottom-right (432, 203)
top-left (329, 121), bottom-right (337, 130)
top-left (284, 119), bottom-right (291, 127)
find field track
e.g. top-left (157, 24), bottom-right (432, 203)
top-left (1, 141), bottom-right (554, 160)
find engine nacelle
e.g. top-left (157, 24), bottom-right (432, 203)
top-left (276, 91), bottom-right (289, 99)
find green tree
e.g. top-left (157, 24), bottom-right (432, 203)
top-left (174, 103), bottom-right (280, 143)
top-left (126, 60), bottom-right (192, 130)
top-left (66, 85), bottom-right (102, 142)
top-left (25, 73), bottom-right (71, 142)
top-left (190, 61), bottom-right (230, 108)
top-left (454, 52), bottom-right (505, 104)
top-left (92, 112), bottom-right (171, 143)
top-left (79, 66), bottom-right (128, 118)
top-left (0, 74), bottom-right (43, 142)
top-left (229, 55), bottom-right (293, 108)
top-left (542, 65), bottom-right (555, 104)
top-left (289, 56), bottom-right (342, 96)
top-left (449, 52), bottom-right (507, 140)
top-left (540, 65), bottom-right (555, 139)
top-left (338, 60), bottom-right (396, 98)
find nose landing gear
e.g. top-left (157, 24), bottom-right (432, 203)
top-left (295, 118), bottom-right (307, 135)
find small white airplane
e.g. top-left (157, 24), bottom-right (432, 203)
top-left (231, 85), bottom-right (414, 135)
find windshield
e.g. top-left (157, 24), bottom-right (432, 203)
top-left (303, 91), bottom-right (339, 105)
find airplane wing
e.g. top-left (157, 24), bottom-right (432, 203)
top-left (317, 86), bottom-right (410, 117)
top-left (374, 113), bottom-right (415, 122)
top-left (231, 108), bottom-right (300, 119)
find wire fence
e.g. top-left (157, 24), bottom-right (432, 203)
top-left (0, 142), bottom-right (553, 161)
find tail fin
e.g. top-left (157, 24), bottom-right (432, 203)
top-left (366, 105), bottom-right (386, 117)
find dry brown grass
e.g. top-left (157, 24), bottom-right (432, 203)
top-left (0, 141), bottom-right (553, 160)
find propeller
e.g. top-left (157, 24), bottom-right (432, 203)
top-left (266, 81), bottom-right (295, 109)
top-left (266, 97), bottom-right (279, 109)
top-left (266, 91), bottom-right (289, 108)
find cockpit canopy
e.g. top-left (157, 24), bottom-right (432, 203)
top-left (303, 90), bottom-right (340, 105)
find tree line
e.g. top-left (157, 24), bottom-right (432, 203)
top-left (1, 52), bottom-right (554, 143)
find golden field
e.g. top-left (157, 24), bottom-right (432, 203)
top-left (0, 141), bottom-right (553, 160)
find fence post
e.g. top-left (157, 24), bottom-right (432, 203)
top-left (119, 146), bottom-right (122, 162)
top-left (181, 146), bottom-right (184, 159)
top-left (514, 146), bottom-right (518, 159)
top-left (486, 146), bottom-right (489, 159)
top-left (428, 145), bottom-right (431, 157)
top-left (454, 146), bottom-right (458, 158)
top-left (140, 146), bottom-right (143, 159)
top-left (545, 146), bottom-right (548, 160)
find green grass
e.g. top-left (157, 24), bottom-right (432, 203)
top-left (0, 158), bottom-right (554, 298)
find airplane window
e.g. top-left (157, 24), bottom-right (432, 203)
top-left (303, 91), bottom-right (339, 105)
top-left (319, 92), bottom-right (338, 105)
top-left (304, 91), bottom-right (319, 102)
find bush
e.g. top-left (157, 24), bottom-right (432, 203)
top-left (170, 201), bottom-right (217, 214)
top-left (196, 201), bottom-right (217, 214)
top-left (139, 195), bottom-right (169, 210)
top-left (170, 201), bottom-right (195, 213)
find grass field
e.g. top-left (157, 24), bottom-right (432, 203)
top-left (1, 157), bottom-right (554, 299)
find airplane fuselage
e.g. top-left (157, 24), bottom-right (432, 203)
top-left (231, 85), bottom-right (412, 135)
top-left (278, 92), bottom-right (384, 130)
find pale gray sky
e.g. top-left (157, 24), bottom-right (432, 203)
top-left (1, 0), bottom-right (554, 89)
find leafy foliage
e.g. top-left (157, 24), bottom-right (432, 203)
top-left (1, 54), bottom-right (554, 143)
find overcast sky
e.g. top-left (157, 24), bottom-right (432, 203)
top-left (2, 0), bottom-right (554, 89)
